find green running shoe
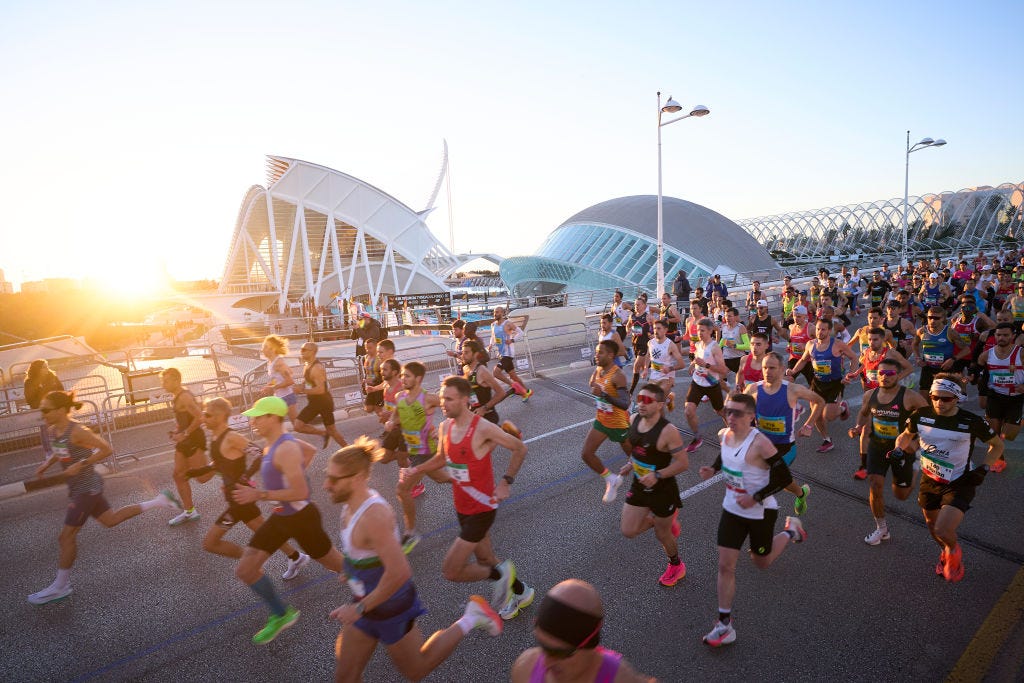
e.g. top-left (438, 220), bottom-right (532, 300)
top-left (252, 606), bottom-right (299, 645)
top-left (793, 484), bottom-right (810, 516)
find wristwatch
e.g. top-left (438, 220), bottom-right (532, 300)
top-left (356, 602), bottom-right (366, 616)
top-left (654, 471), bottom-right (662, 480)
top-left (502, 474), bottom-right (515, 485)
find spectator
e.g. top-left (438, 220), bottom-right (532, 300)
top-left (706, 273), bottom-right (729, 299)
top-left (24, 359), bottom-right (63, 409)
top-left (671, 270), bottom-right (691, 311)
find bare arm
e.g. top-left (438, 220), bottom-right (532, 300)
top-left (233, 440), bottom-right (308, 504)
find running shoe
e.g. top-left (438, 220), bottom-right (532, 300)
top-left (864, 527), bottom-right (891, 546)
top-left (784, 516), bottom-right (807, 543)
top-left (521, 388), bottom-right (533, 402)
top-left (702, 620), bottom-right (737, 647)
top-left (498, 585), bottom-right (535, 620)
top-left (815, 439), bottom-right (835, 453)
top-left (27, 583), bottom-right (73, 606)
top-left (492, 560), bottom-right (516, 609)
top-left (839, 401), bottom-right (850, 421)
top-left (500, 421), bottom-right (523, 440)
top-left (943, 545), bottom-right (964, 582)
top-left (252, 606), bottom-right (299, 645)
top-left (991, 459), bottom-right (1007, 473)
top-left (511, 381), bottom-right (526, 397)
top-left (670, 510), bottom-right (680, 538)
top-left (601, 473), bottom-right (622, 503)
top-left (282, 552), bottom-right (310, 580)
top-left (852, 467), bottom-right (867, 480)
top-left (686, 436), bottom-right (704, 453)
top-left (667, 392), bottom-right (675, 412)
top-left (793, 484), bottom-right (810, 516)
top-left (935, 549), bottom-right (947, 576)
top-left (465, 595), bottom-right (504, 635)
top-left (401, 532), bottom-right (422, 555)
top-left (659, 561), bottom-right (687, 587)
top-left (795, 404), bottom-right (805, 420)
top-left (168, 508), bottom-right (200, 526)
top-left (410, 482), bottom-right (426, 498)
top-left (159, 489), bottom-right (183, 510)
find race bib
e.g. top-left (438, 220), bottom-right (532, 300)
top-left (632, 325), bottom-right (643, 336)
top-left (990, 369), bottom-right (1013, 387)
top-left (446, 461), bottom-right (471, 483)
top-left (53, 443), bottom-right (71, 463)
top-left (631, 456), bottom-right (655, 478)
top-left (757, 415), bottom-right (786, 436)
top-left (923, 352), bottom-right (945, 367)
top-left (722, 465), bottom-right (745, 492)
top-left (920, 453), bottom-right (954, 483)
top-left (469, 392), bottom-right (482, 408)
top-left (871, 416), bottom-right (899, 439)
top-left (594, 396), bottom-right (614, 413)
top-left (812, 359), bottom-right (832, 377)
top-left (402, 430), bottom-right (422, 448)
top-left (347, 577), bottom-right (366, 598)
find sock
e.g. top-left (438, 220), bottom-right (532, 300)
top-left (859, 452), bottom-right (867, 468)
top-left (718, 610), bottom-right (731, 625)
top-left (250, 575), bottom-right (287, 617)
top-left (55, 568), bottom-right (71, 588)
top-left (287, 551), bottom-right (300, 561)
top-left (185, 507), bottom-right (196, 514)
top-left (488, 567), bottom-right (502, 582)
top-left (600, 468), bottom-right (614, 479)
top-left (823, 437), bottom-right (832, 443)
top-left (629, 374), bottom-right (640, 394)
top-left (139, 497), bottom-right (160, 512)
top-left (668, 554), bottom-right (681, 566)
top-left (456, 614), bottom-right (477, 635)
top-left (785, 528), bottom-right (798, 541)
top-left (512, 578), bottom-right (525, 595)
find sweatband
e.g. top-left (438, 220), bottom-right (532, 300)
top-left (535, 595), bottom-right (602, 649)
top-left (931, 378), bottom-right (966, 401)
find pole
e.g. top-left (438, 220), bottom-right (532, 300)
top-left (657, 92), bottom-right (665, 298)
top-left (902, 130), bottom-right (910, 269)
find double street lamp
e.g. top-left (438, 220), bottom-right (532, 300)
top-left (901, 131), bottom-right (947, 268)
top-left (657, 92), bottom-right (709, 297)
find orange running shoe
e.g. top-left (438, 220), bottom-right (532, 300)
top-left (990, 459), bottom-right (1007, 473)
top-left (943, 545), bottom-right (964, 582)
top-left (935, 549), bottom-right (947, 576)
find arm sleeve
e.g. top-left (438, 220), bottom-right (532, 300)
top-left (735, 333), bottom-right (751, 352)
top-left (752, 454), bottom-right (793, 503)
top-left (711, 453), bottom-right (722, 472)
top-left (604, 386), bottom-right (631, 410)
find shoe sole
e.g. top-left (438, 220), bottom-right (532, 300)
top-left (28, 589), bottom-right (73, 605)
top-left (469, 595), bottom-right (504, 635)
top-left (703, 632), bottom-right (736, 647)
top-left (864, 535), bottom-right (891, 546)
top-left (169, 514), bottom-right (200, 526)
top-left (282, 557), bottom-right (310, 580)
top-left (659, 564), bottom-right (687, 587)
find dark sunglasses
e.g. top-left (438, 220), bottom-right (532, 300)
top-left (325, 472), bottom-right (361, 483)
top-left (929, 395), bottom-right (957, 403)
top-left (635, 394), bottom-right (659, 405)
top-left (878, 369), bottom-right (899, 377)
top-left (724, 408), bottom-right (750, 418)
top-left (927, 316), bottom-right (943, 320)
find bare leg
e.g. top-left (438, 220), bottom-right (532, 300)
top-left (388, 622), bottom-right (470, 682)
top-left (335, 623), bottom-right (378, 683)
top-left (716, 547), bottom-right (740, 612)
top-left (442, 537), bottom-right (491, 583)
top-left (580, 429), bottom-right (610, 474)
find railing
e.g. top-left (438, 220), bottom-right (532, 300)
top-left (520, 323), bottom-right (594, 379)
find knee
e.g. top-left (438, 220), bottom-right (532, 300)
top-left (235, 560), bottom-right (259, 584)
top-left (620, 524), bottom-right (641, 539)
top-left (750, 554), bottom-right (771, 570)
top-left (441, 563), bottom-right (461, 582)
top-left (684, 405), bottom-right (696, 419)
top-left (868, 478), bottom-right (884, 494)
top-left (893, 486), bottom-right (912, 501)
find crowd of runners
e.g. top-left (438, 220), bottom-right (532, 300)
top-left (23, 248), bottom-right (1021, 681)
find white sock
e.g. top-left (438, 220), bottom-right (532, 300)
top-left (876, 518), bottom-right (888, 533)
top-left (55, 568), bottom-right (71, 588)
top-left (139, 496), bottom-right (164, 511)
top-left (456, 614), bottom-right (476, 635)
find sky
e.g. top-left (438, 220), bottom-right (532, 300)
top-left (1, 0), bottom-right (1021, 292)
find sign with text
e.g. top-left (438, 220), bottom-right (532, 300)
top-left (386, 292), bottom-right (452, 320)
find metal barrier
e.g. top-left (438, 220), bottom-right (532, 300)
top-left (0, 398), bottom-right (109, 467)
top-left (520, 323), bottom-right (594, 378)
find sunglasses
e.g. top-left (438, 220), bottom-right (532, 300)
top-left (927, 316), bottom-right (943, 320)
top-left (325, 471), bottom-right (361, 483)
top-left (39, 407), bottom-right (56, 414)
top-left (724, 407), bottom-right (750, 418)
top-left (635, 394), bottom-right (660, 405)
top-left (878, 369), bottom-right (898, 377)
top-left (929, 395), bottom-right (957, 403)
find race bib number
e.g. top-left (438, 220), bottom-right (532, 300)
top-left (347, 577), bottom-right (366, 598)
top-left (920, 453), bottom-right (954, 483)
top-left (469, 392), bottom-right (481, 408)
top-left (402, 430), bottom-right (422, 448)
top-left (923, 352), bottom-right (945, 367)
top-left (632, 325), bottom-right (643, 336)
top-left (631, 457), bottom-right (655, 478)
top-left (871, 417), bottom-right (899, 439)
top-left (722, 465), bottom-right (745, 492)
top-left (446, 461), bottom-right (470, 483)
top-left (53, 443), bottom-right (71, 463)
top-left (990, 369), bottom-right (1013, 387)
top-left (757, 415), bottom-right (786, 436)
top-left (812, 359), bottom-right (831, 377)
top-left (594, 396), bottom-right (614, 413)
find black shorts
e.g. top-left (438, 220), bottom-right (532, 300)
top-left (985, 392), bottom-right (1024, 425)
top-left (866, 439), bottom-right (914, 488)
top-left (176, 429), bottom-right (207, 457)
top-left (624, 478), bottom-right (680, 517)
top-left (633, 338), bottom-right (650, 356)
top-left (364, 390), bottom-right (384, 408)
top-left (724, 357), bottom-right (742, 373)
top-left (787, 358), bottom-right (814, 385)
top-left (810, 378), bottom-right (844, 404)
top-left (918, 474), bottom-right (977, 513)
top-left (65, 491), bottom-right (111, 527)
top-left (481, 410), bottom-right (499, 424)
top-left (919, 366), bottom-right (944, 393)
top-left (382, 427), bottom-right (406, 452)
top-left (497, 356), bottom-right (516, 373)
top-left (298, 393), bottom-right (336, 427)
top-left (717, 508), bottom-right (780, 556)
top-left (248, 503), bottom-right (333, 558)
top-left (456, 510), bottom-right (497, 543)
top-left (686, 382), bottom-right (724, 410)
top-left (215, 502), bottom-right (262, 529)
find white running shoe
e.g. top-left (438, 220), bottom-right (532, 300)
top-left (703, 620), bottom-right (736, 647)
top-left (602, 473), bottom-right (622, 503)
top-left (491, 560), bottom-right (516, 609)
top-left (168, 508), bottom-right (200, 526)
top-left (864, 527), bottom-right (891, 546)
top-left (464, 595), bottom-right (503, 636)
top-left (784, 516), bottom-right (807, 543)
top-left (28, 583), bottom-right (73, 605)
top-left (498, 585), bottom-right (535, 620)
top-left (158, 489), bottom-right (183, 510)
top-left (282, 552), bottom-right (310, 580)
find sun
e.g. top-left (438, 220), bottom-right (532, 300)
top-left (84, 259), bottom-right (170, 304)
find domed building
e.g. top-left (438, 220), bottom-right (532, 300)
top-left (500, 195), bottom-right (779, 298)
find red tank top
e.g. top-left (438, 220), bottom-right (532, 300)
top-left (953, 317), bottom-right (979, 352)
top-left (686, 318), bottom-right (700, 344)
top-left (861, 347), bottom-right (888, 389)
top-left (789, 324), bottom-right (811, 360)
top-left (740, 353), bottom-right (763, 384)
top-left (444, 415), bottom-right (497, 515)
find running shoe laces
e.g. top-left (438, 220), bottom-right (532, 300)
top-left (863, 527), bottom-right (891, 546)
top-left (702, 620), bottom-right (737, 647)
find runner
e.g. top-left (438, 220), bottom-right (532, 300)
top-left (293, 342), bottom-right (349, 450)
top-left (27, 391), bottom-right (182, 605)
top-left (698, 392), bottom-right (807, 647)
top-left (327, 438), bottom-right (503, 683)
top-left (610, 291), bottom-right (634, 362)
top-left (718, 307), bottom-right (750, 379)
top-left (489, 306), bottom-right (532, 401)
top-left (581, 340), bottom-right (633, 504)
top-left (734, 332), bottom-right (769, 393)
top-left (788, 318), bottom-right (860, 453)
top-left (648, 319), bottom-right (687, 411)
top-left (883, 300), bottom-right (916, 361)
top-left (1006, 281), bottom-right (1024, 334)
top-left (616, 383), bottom-right (689, 587)
top-left (232, 396), bottom-right (346, 644)
top-left (360, 338), bottom-right (384, 417)
top-left (747, 300), bottom-right (788, 348)
top-left (892, 374), bottom-right (1003, 581)
top-left (684, 300), bottom-right (702, 360)
top-left (401, 376), bottom-right (533, 620)
top-left (658, 292), bottom-right (683, 345)
top-left (186, 397), bottom-right (311, 578)
top-left (786, 306), bottom-right (815, 385)
top-left (598, 313), bottom-right (628, 368)
top-left (851, 308), bottom-right (894, 352)
top-left (912, 306), bottom-right (966, 400)
top-left (867, 271), bottom-right (892, 310)
top-left (745, 281), bottom-right (764, 318)
top-left (627, 297), bottom-right (654, 396)
top-left (260, 334), bottom-right (298, 422)
top-left (951, 295), bottom-right (993, 376)
top-left (683, 318), bottom-right (729, 453)
top-left (976, 322), bottom-right (1023, 473)
top-left (160, 367), bottom-right (208, 526)
top-left (510, 579), bottom-right (656, 683)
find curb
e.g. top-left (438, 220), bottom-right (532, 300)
top-left (0, 481), bottom-right (27, 500)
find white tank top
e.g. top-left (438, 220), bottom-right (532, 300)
top-left (648, 337), bottom-right (676, 378)
top-left (339, 490), bottom-right (398, 561)
top-left (720, 323), bottom-right (744, 360)
top-left (986, 344), bottom-right (1024, 396)
top-left (268, 357), bottom-right (295, 399)
top-left (720, 428), bottom-right (777, 519)
top-left (693, 340), bottom-right (720, 387)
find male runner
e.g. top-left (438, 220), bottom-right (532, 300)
top-left (976, 322), bottom-right (1023, 472)
top-left (232, 396), bottom-right (346, 644)
top-left (648, 319), bottom-right (687, 411)
top-left (461, 340), bottom-right (510, 424)
top-left (851, 307), bottom-right (894, 352)
top-left (161, 367), bottom-right (207, 526)
top-left (786, 305), bottom-right (815, 385)
top-left (489, 306), bottom-right (532, 400)
top-left (718, 307), bottom-right (750, 377)
top-left (698, 393), bottom-right (807, 647)
top-left (390, 361), bottom-right (442, 546)
top-left (734, 332), bottom-right (769, 393)
top-left (912, 306), bottom-right (967, 399)
top-left (658, 292), bottom-right (683, 344)
top-left (616, 383), bottom-right (689, 586)
top-left (849, 358), bottom-right (928, 543)
top-left (293, 342), bottom-right (349, 449)
top-left (951, 295), bottom-right (993, 376)
top-left (582, 340), bottom-right (633, 504)
top-left (882, 300), bottom-right (916, 362)
top-left (1006, 281), bottom-right (1024, 333)
top-left (401, 376), bottom-right (533, 619)
top-left (627, 297), bottom-right (654, 396)
top-left (893, 374), bottom-right (1003, 581)
top-left (747, 300), bottom-right (787, 348)
top-left (327, 438), bottom-right (502, 683)
top-left (683, 318), bottom-right (729, 453)
top-left (28, 390), bottom-right (182, 605)
top-left (598, 313), bottom-right (628, 367)
top-left (867, 270), bottom-right (892, 310)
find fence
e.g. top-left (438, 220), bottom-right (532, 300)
top-left (518, 323), bottom-right (596, 379)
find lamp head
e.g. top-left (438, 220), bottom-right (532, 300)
top-left (932, 138), bottom-right (947, 147)
top-left (690, 105), bottom-right (710, 117)
top-left (918, 137), bottom-right (935, 146)
top-left (662, 97), bottom-right (683, 114)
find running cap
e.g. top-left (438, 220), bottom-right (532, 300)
top-left (794, 305), bottom-right (808, 314)
top-left (756, 299), bottom-right (769, 307)
top-left (928, 272), bottom-right (939, 279)
top-left (242, 396), bottom-right (288, 417)
top-left (535, 595), bottom-right (602, 649)
top-left (983, 265), bottom-right (992, 270)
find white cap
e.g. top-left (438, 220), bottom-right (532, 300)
top-left (794, 305), bottom-right (808, 314)
top-left (929, 272), bottom-right (939, 279)
top-left (756, 299), bottom-right (769, 307)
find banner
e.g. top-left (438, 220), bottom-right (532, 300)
top-left (386, 292), bottom-right (452, 321)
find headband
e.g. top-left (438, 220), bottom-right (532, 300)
top-left (931, 379), bottom-right (966, 402)
top-left (535, 595), bottom-right (602, 649)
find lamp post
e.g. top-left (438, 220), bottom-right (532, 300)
top-left (901, 131), bottom-right (946, 268)
top-left (657, 92), bottom-right (709, 297)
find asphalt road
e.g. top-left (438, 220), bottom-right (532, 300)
top-left (2, 363), bottom-right (1022, 683)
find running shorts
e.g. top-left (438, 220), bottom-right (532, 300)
top-left (248, 503), bottom-right (333, 558)
top-left (918, 473), bottom-right (977, 513)
top-left (65, 491), bottom-right (111, 527)
top-left (724, 357), bottom-right (741, 374)
top-left (497, 356), bottom-right (516, 373)
top-left (866, 439), bottom-right (915, 488)
top-left (624, 478), bottom-right (681, 518)
top-left (456, 510), bottom-right (497, 543)
top-left (918, 366), bottom-right (946, 393)
top-left (592, 419), bottom-right (629, 444)
top-left (985, 392), bottom-right (1024, 426)
top-left (353, 581), bottom-right (427, 645)
top-left (810, 378), bottom-right (844, 404)
top-left (364, 390), bottom-right (384, 408)
top-left (215, 502), bottom-right (262, 529)
top-left (716, 508), bottom-right (779, 556)
top-left (298, 393), bottom-right (336, 427)
top-left (787, 358), bottom-right (814, 385)
top-left (176, 429), bottom-right (207, 457)
top-left (774, 442), bottom-right (797, 466)
top-left (686, 382), bottom-right (724, 410)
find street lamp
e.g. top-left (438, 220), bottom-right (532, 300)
top-left (901, 131), bottom-right (947, 268)
top-left (657, 92), bottom-right (709, 297)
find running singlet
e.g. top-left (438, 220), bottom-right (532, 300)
top-left (444, 415), bottom-right (497, 515)
top-left (810, 338), bottom-right (844, 382)
top-left (755, 382), bottom-right (794, 445)
top-left (782, 297), bottom-right (796, 320)
top-left (269, 359), bottom-right (295, 400)
top-left (720, 323), bottom-right (744, 360)
top-left (885, 317), bottom-right (910, 350)
top-left (986, 345), bottom-right (1024, 396)
top-left (491, 321), bottom-right (514, 357)
top-left (692, 340), bottom-right (720, 387)
top-left (922, 285), bottom-right (942, 308)
top-left (53, 423), bottom-right (102, 496)
top-left (628, 311), bottom-right (651, 347)
top-left (920, 326), bottom-right (954, 368)
top-left (685, 318), bottom-right (700, 351)
top-left (382, 380), bottom-right (402, 417)
top-left (788, 324), bottom-right (811, 361)
top-left (861, 347), bottom-right (888, 390)
top-left (593, 367), bottom-right (629, 430)
top-left (260, 434), bottom-right (309, 515)
top-left (529, 648), bottom-right (622, 683)
top-left (466, 366), bottom-right (494, 412)
top-left (659, 303), bottom-right (678, 334)
top-left (1011, 298), bottom-right (1024, 322)
top-left (627, 415), bottom-right (673, 485)
top-left (396, 390), bottom-right (437, 456)
top-left (867, 386), bottom-right (910, 443)
top-left (908, 407), bottom-right (996, 484)
top-left (720, 428), bottom-right (776, 519)
top-left (210, 429), bottom-right (258, 502)
top-left (739, 354), bottom-right (764, 386)
top-left (953, 317), bottom-right (980, 354)
top-left (748, 315), bottom-right (773, 339)
top-left (648, 337), bottom-right (676, 380)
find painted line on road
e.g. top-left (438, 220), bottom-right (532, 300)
top-left (523, 420), bottom-right (591, 443)
top-left (946, 564), bottom-right (1024, 682)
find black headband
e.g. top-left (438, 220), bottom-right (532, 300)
top-left (535, 595), bottom-right (602, 649)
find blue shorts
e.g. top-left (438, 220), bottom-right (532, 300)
top-left (353, 583), bottom-right (427, 645)
top-left (279, 392), bottom-right (298, 407)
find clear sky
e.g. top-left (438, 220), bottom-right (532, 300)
top-left (1, 0), bottom-right (1021, 292)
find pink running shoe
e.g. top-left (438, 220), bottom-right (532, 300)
top-left (658, 561), bottom-right (687, 587)
top-left (670, 510), bottom-right (680, 538)
top-left (411, 483), bottom-right (426, 498)
top-left (686, 436), bottom-right (703, 453)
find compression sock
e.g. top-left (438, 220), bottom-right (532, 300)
top-left (629, 374), bottom-right (640, 394)
top-left (250, 575), bottom-right (287, 617)
top-left (718, 610), bottom-right (731, 625)
top-left (668, 554), bottom-right (681, 566)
